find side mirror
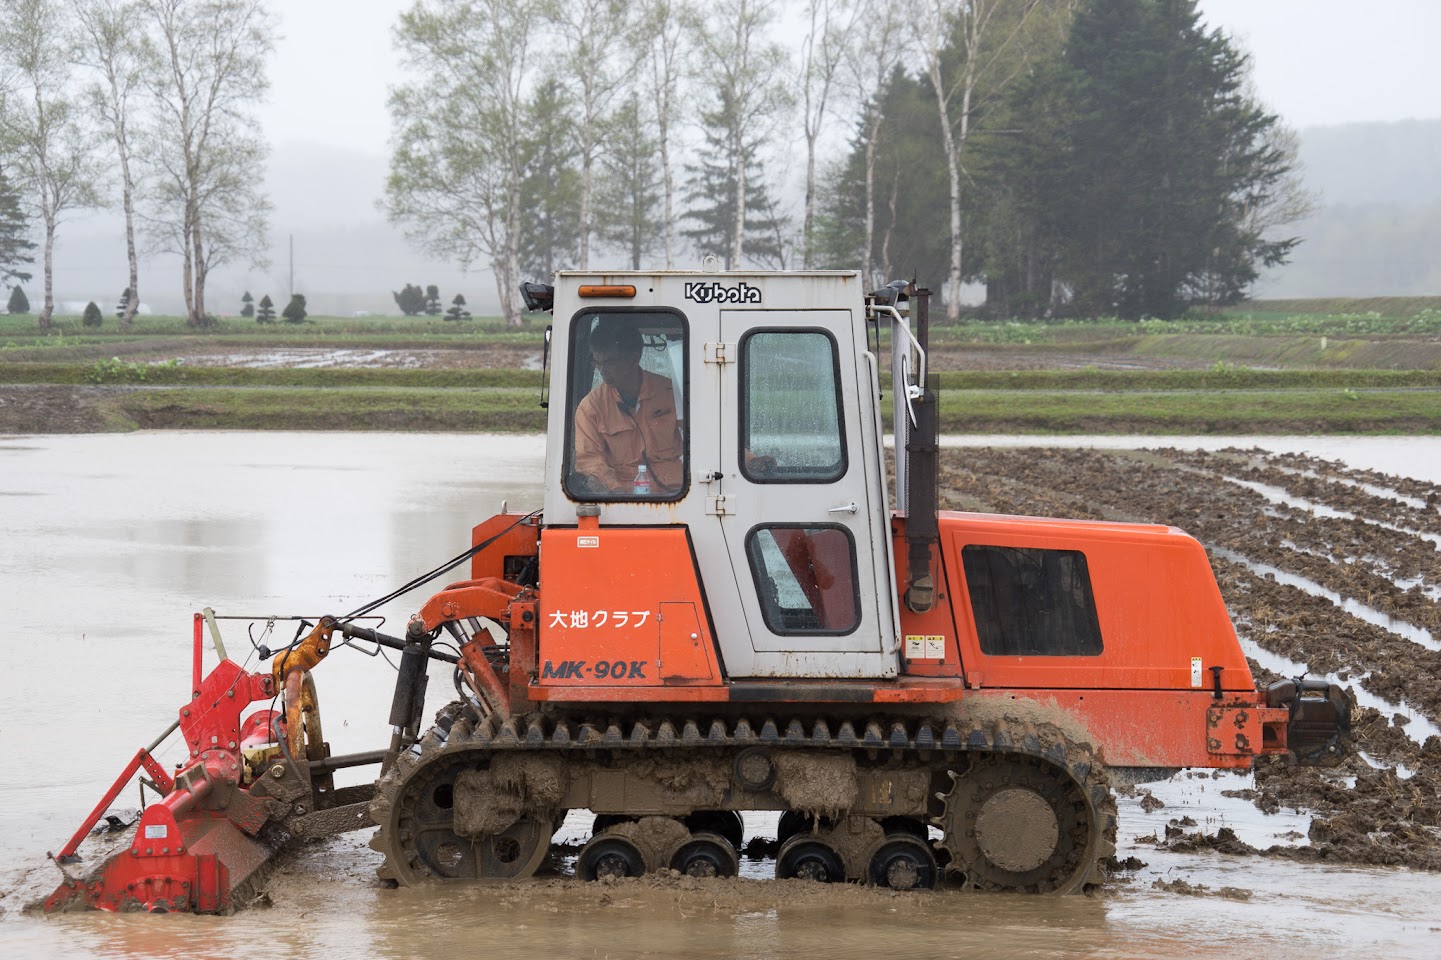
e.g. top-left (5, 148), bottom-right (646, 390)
top-left (520, 282), bottom-right (554, 313)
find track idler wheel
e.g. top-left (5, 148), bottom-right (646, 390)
top-left (866, 834), bottom-right (938, 890)
top-left (775, 835), bottom-right (845, 883)
top-left (936, 754), bottom-right (1097, 893)
top-left (669, 832), bottom-right (739, 878)
top-left (578, 835), bottom-right (646, 881)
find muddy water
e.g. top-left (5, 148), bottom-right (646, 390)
top-left (2, 432), bottom-right (1439, 959)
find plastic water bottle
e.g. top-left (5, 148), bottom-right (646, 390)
top-left (632, 463), bottom-right (652, 496)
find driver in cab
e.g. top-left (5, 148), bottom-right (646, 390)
top-left (572, 318), bottom-right (683, 496)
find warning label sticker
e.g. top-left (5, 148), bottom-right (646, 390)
top-left (904, 635), bottom-right (946, 660)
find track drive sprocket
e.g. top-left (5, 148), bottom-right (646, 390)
top-left (935, 749), bottom-right (1114, 894)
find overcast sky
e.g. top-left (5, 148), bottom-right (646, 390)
top-left (260, 0), bottom-right (1441, 155)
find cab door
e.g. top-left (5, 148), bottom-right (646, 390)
top-left (713, 309), bottom-right (896, 678)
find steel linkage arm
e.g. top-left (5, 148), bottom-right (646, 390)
top-left (52, 739), bottom-right (176, 864)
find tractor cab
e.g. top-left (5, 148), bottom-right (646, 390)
top-left (537, 271), bottom-right (902, 683)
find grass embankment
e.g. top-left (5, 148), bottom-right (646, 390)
top-left (0, 312), bottom-right (546, 340)
top-left (936, 297), bottom-right (1441, 369)
top-left (111, 386), bottom-right (547, 432)
top-left (2, 300), bottom-right (1439, 434)
top-left (0, 362), bottom-right (543, 388)
top-left (933, 368), bottom-right (1441, 432)
top-left (937, 388), bottom-right (1441, 434)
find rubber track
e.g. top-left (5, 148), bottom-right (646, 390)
top-left (369, 703), bottom-right (1118, 888)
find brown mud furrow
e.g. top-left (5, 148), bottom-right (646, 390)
top-left (1168, 448), bottom-right (1441, 537)
top-left (939, 446), bottom-right (1441, 871)
top-left (1214, 560), bottom-right (1441, 721)
top-left (950, 447), bottom-right (1441, 633)
top-left (1264, 450), bottom-right (1441, 505)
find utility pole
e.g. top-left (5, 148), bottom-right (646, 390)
top-left (289, 234), bottom-right (294, 298)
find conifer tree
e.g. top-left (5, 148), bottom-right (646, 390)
top-left (598, 94), bottom-right (662, 270)
top-left (517, 77), bottom-right (582, 278)
top-left (445, 293), bottom-right (470, 321)
top-left (0, 167), bottom-right (35, 287)
top-left (393, 283), bottom-right (425, 316)
top-left (83, 301), bottom-right (103, 327)
top-left (1043, 0), bottom-right (1300, 317)
top-left (424, 285), bottom-right (442, 316)
top-left (256, 293), bottom-right (276, 323)
top-left (240, 291), bottom-right (254, 317)
top-left (8, 285), bottom-right (29, 314)
top-left (282, 293), bottom-right (307, 324)
top-left (116, 287), bottom-right (132, 319)
top-left (682, 92), bottom-right (787, 269)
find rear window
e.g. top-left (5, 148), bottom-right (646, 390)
top-left (961, 545), bottom-right (1103, 657)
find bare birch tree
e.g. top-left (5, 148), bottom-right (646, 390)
top-left (690, 0), bottom-right (791, 269)
top-left (911, 0), bottom-right (1046, 321)
top-left (545, 0), bottom-right (635, 270)
top-left (838, 0), bottom-right (907, 287)
top-left (140, 0), bottom-right (272, 325)
top-left (386, 0), bottom-right (542, 326)
top-left (639, 0), bottom-right (693, 269)
top-left (73, 0), bottom-right (145, 328)
top-left (797, 0), bottom-right (863, 269)
top-left (0, 0), bottom-right (103, 329)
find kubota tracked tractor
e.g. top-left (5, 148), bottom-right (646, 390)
top-left (44, 271), bottom-right (1350, 913)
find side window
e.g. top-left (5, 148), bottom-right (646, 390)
top-left (564, 311), bottom-right (688, 502)
top-left (746, 525), bottom-right (859, 635)
top-left (961, 545), bottom-right (1104, 656)
top-left (740, 330), bottom-right (845, 483)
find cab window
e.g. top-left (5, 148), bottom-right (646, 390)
top-left (564, 311), bottom-right (688, 502)
top-left (962, 545), bottom-right (1104, 656)
top-left (739, 330), bottom-right (846, 483)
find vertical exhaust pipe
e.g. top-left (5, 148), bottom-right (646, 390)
top-left (904, 287), bottom-right (939, 613)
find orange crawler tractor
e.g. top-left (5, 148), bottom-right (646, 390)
top-left (45, 272), bottom-right (1349, 913)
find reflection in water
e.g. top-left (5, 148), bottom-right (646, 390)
top-left (2, 433), bottom-right (1438, 960)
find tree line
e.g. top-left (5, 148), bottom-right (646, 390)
top-left (0, 0), bottom-right (1305, 329)
top-left (0, 0), bottom-right (272, 329)
top-left (387, 0), bottom-right (1306, 323)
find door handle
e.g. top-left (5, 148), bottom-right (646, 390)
top-left (828, 502), bottom-right (858, 515)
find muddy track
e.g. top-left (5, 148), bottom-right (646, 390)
top-left (940, 446), bottom-right (1441, 872)
top-left (368, 704), bottom-right (1118, 893)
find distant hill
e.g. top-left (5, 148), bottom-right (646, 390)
top-left (1297, 119), bottom-right (1441, 207)
top-left (1256, 118), bottom-right (1441, 297)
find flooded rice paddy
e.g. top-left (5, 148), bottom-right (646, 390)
top-left (1, 432), bottom-right (1438, 959)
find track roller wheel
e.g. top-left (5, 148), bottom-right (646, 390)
top-left (578, 835), bottom-right (646, 881)
top-left (592, 813), bottom-right (636, 834)
top-left (936, 754), bottom-right (1097, 894)
top-left (866, 834), bottom-right (938, 891)
top-left (775, 835), bottom-right (845, 883)
top-left (670, 832), bottom-right (739, 878)
top-left (777, 810), bottom-right (822, 846)
top-left (684, 810), bottom-right (744, 852)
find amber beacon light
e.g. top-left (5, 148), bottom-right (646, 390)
top-left (577, 284), bottom-right (636, 298)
